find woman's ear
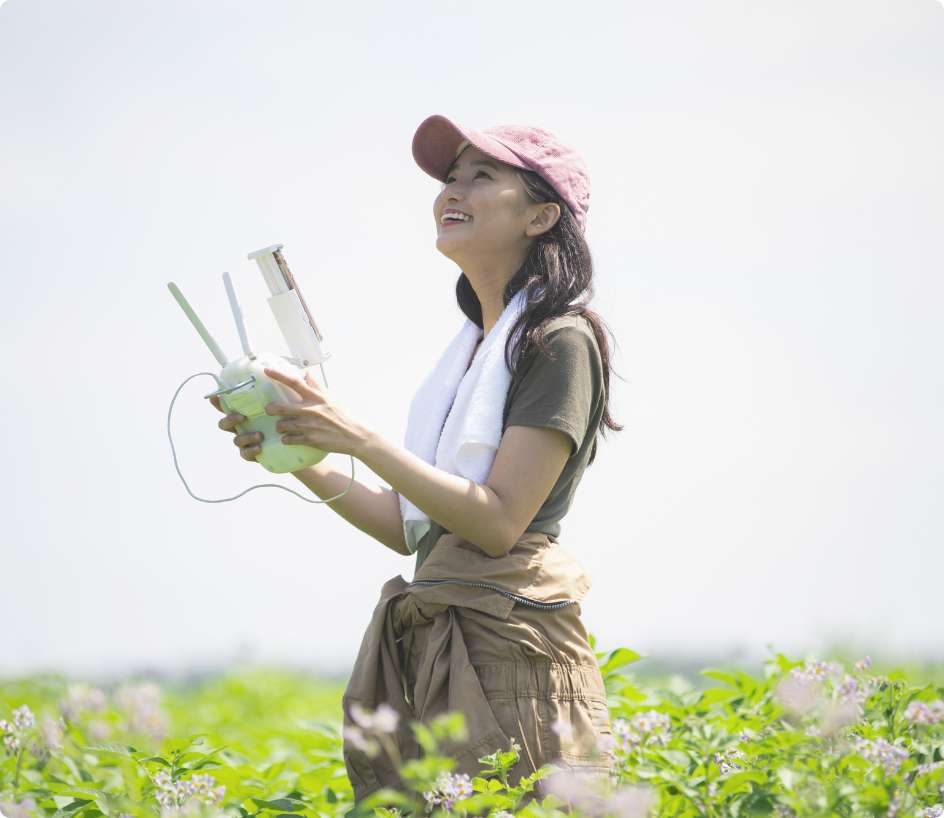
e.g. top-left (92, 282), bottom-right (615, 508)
top-left (526, 202), bottom-right (561, 237)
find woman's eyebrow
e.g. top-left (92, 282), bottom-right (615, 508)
top-left (445, 159), bottom-right (500, 176)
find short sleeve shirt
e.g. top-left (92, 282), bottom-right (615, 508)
top-left (414, 314), bottom-right (605, 570)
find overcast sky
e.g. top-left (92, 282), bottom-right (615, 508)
top-left (1, 0), bottom-right (941, 681)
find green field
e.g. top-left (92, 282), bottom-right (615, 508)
top-left (1, 640), bottom-right (942, 818)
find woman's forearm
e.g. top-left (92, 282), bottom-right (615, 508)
top-left (291, 459), bottom-right (410, 556)
top-left (355, 431), bottom-right (509, 557)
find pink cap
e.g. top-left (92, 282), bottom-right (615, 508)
top-left (412, 114), bottom-right (590, 234)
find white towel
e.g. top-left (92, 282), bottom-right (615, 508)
top-left (399, 287), bottom-right (530, 554)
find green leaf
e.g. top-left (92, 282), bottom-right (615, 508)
top-left (599, 648), bottom-right (643, 677)
top-left (776, 767), bottom-right (799, 790)
top-left (411, 722), bottom-right (438, 754)
top-left (62, 799), bottom-right (94, 813)
top-left (658, 749), bottom-right (691, 770)
top-left (719, 770), bottom-right (767, 796)
top-left (361, 787), bottom-right (418, 811)
top-left (698, 688), bottom-right (741, 707)
top-left (701, 669), bottom-right (741, 689)
top-left (252, 797), bottom-right (307, 810)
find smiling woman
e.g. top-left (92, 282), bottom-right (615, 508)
top-left (333, 113), bottom-right (625, 805)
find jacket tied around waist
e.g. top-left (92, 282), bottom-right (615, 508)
top-left (341, 530), bottom-right (613, 803)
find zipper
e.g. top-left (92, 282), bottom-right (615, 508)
top-left (407, 578), bottom-right (577, 611)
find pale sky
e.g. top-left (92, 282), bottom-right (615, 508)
top-left (1, 0), bottom-right (942, 681)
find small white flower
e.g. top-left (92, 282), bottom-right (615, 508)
top-left (550, 716), bottom-right (574, 740)
top-left (775, 674), bottom-right (824, 718)
top-left (630, 710), bottom-right (671, 746)
top-left (349, 702), bottom-right (375, 730)
top-left (0, 797), bottom-right (38, 818)
top-left (422, 772), bottom-right (473, 812)
top-left (606, 784), bottom-right (657, 818)
top-left (917, 760), bottom-right (944, 777)
top-left (59, 684), bottom-right (107, 722)
top-left (853, 736), bottom-right (909, 775)
top-left (794, 660), bottom-right (844, 682)
top-left (149, 769), bottom-right (225, 814)
top-left (115, 682), bottom-right (168, 741)
top-left (371, 703), bottom-right (400, 734)
top-left (540, 768), bottom-right (608, 814)
top-left (819, 697), bottom-right (863, 735)
top-left (905, 700), bottom-right (944, 726)
top-left (714, 746), bottom-right (747, 776)
top-left (2, 732), bottom-right (21, 755)
top-left (88, 719), bottom-right (111, 741)
top-left (452, 773), bottom-right (473, 799)
top-left (12, 705), bottom-right (35, 732)
top-left (40, 716), bottom-right (65, 752)
top-left (343, 725), bottom-right (379, 757)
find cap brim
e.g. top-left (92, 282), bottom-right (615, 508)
top-left (412, 114), bottom-right (530, 182)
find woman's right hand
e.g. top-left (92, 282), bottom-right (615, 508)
top-left (209, 395), bottom-right (264, 462)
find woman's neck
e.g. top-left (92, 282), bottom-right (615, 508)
top-left (466, 336), bottom-right (483, 373)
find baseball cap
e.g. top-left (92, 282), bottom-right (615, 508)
top-left (412, 114), bottom-right (590, 234)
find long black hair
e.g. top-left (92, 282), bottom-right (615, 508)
top-left (454, 168), bottom-right (624, 466)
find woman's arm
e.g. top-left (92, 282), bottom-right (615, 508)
top-left (356, 424), bottom-right (571, 558)
top-left (292, 461), bottom-right (410, 556)
top-left (260, 362), bottom-right (571, 558)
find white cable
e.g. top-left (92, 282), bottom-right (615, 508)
top-left (166, 362), bottom-right (355, 504)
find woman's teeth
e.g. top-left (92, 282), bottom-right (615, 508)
top-left (442, 213), bottom-right (472, 224)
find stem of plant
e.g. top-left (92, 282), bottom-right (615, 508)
top-left (13, 745), bottom-right (24, 793)
top-left (377, 732), bottom-right (403, 770)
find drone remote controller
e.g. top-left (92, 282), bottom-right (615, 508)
top-left (168, 244), bottom-right (332, 475)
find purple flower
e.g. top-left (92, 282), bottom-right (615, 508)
top-left (904, 700), bottom-right (944, 726)
top-left (916, 760), bottom-right (944, 777)
top-left (797, 660), bottom-right (845, 682)
top-left (423, 772), bottom-right (473, 812)
top-left (852, 736), bottom-right (909, 775)
top-left (0, 798), bottom-right (38, 818)
top-left (714, 746), bottom-right (747, 776)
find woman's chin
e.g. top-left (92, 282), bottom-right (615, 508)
top-left (435, 235), bottom-right (466, 258)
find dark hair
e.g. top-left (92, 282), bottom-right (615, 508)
top-left (454, 168), bottom-right (625, 466)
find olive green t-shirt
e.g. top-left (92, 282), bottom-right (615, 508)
top-left (414, 314), bottom-right (605, 570)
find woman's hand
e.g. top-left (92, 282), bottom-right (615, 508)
top-left (208, 394), bottom-right (264, 463)
top-left (263, 366), bottom-right (371, 458)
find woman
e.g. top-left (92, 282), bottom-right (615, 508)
top-left (212, 114), bottom-right (624, 805)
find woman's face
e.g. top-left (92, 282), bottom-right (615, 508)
top-left (433, 144), bottom-right (557, 266)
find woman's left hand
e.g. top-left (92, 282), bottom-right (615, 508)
top-left (263, 366), bottom-right (370, 458)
